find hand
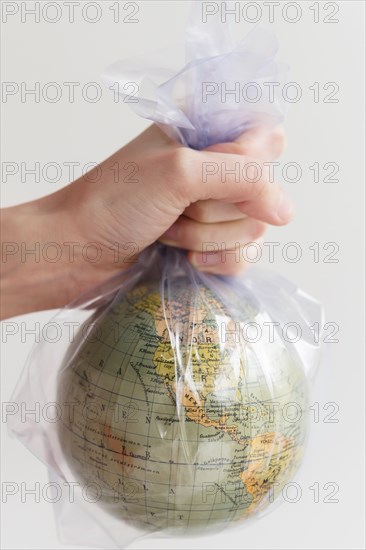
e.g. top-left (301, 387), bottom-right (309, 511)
top-left (1, 124), bottom-right (290, 318)
top-left (160, 124), bottom-right (288, 272)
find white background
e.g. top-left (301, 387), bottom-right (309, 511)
top-left (1, 1), bottom-right (365, 549)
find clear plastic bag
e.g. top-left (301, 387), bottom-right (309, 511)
top-left (8, 5), bottom-right (323, 549)
top-left (101, 7), bottom-right (288, 148)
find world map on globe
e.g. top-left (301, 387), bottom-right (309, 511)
top-left (57, 277), bottom-right (308, 531)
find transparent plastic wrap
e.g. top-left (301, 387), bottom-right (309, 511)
top-left (101, 7), bottom-right (288, 148)
top-left (8, 4), bottom-right (323, 549)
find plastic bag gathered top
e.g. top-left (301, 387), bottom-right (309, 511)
top-left (9, 6), bottom-right (322, 549)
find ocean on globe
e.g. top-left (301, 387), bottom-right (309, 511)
top-left (57, 276), bottom-right (308, 532)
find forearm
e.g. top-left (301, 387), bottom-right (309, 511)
top-left (1, 196), bottom-right (77, 319)
top-left (0, 141), bottom-right (149, 320)
top-left (0, 165), bottom-right (138, 320)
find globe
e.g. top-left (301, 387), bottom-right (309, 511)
top-left (57, 275), bottom-right (308, 532)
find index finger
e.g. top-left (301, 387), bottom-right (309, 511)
top-left (184, 149), bottom-right (294, 226)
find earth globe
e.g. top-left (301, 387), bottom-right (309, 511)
top-left (57, 271), bottom-right (308, 532)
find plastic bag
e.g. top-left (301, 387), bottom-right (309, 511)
top-left (8, 4), bottom-right (323, 549)
top-left (101, 7), bottom-right (288, 148)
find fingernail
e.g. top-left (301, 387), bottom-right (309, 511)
top-left (192, 251), bottom-right (221, 266)
top-left (161, 223), bottom-right (179, 242)
top-left (277, 191), bottom-right (294, 222)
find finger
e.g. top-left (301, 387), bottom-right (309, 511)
top-left (187, 245), bottom-right (252, 276)
top-left (184, 125), bottom-right (286, 224)
top-left (183, 150), bottom-right (294, 225)
top-left (159, 216), bottom-right (266, 252)
top-left (205, 124), bottom-right (286, 161)
top-left (188, 238), bottom-right (264, 276)
top-left (184, 200), bottom-right (247, 223)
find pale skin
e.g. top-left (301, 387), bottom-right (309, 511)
top-left (1, 124), bottom-right (292, 320)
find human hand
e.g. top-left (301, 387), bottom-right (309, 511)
top-left (1, 124), bottom-right (290, 318)
top-left (69, 122), bottom-right (289, 275)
